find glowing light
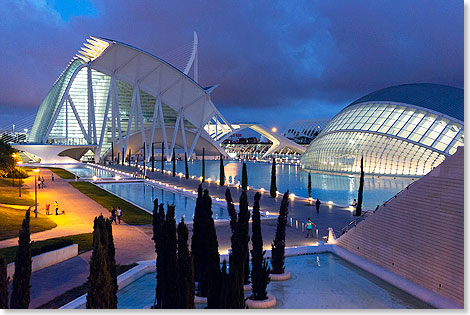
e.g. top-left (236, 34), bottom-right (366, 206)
top-left (32, 168), bottom-right (39, 173)
top-left (92, 176), bottom-right (98, 181)
top-left (289, 193), bottom-right (296, 199)
top-left (272, 127), bottom-right (277, 132)
top-left (114, 175), bottom-right (121, 180)
top-left (17, 161), bottom-right (23, 166)
top-left (328, 201), bottom-right (333, 205)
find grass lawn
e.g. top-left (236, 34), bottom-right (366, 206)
top-left (0, 232), bottom-right (93, 264)
top-left (47, 168), bottom-right (77, 180)
top-left (70, 182), bottom-right (152, 225)
top-left (0, 182), bottom-right (34, 206)
top-left (0, 205), bottom-right (57, 240)
top-left (36, 263), bottom-right (138, 309)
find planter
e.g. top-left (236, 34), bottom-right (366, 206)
top-left (243, 283), bottom-right (252, 291)
top-left (194, 295), bottom-right (207, 304)
top-left (269, 271), bottom-right (291, 281)
top-left (246, 294), bottom-right (277, 309)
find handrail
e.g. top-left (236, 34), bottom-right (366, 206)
top-left (340, 210), bottom-right (371, 235)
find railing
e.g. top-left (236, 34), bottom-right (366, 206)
top-left (340, 210), bottom-right (372, 235)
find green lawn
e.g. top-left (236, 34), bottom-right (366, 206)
top-left (0, 205), bottom-right (57, 240)
top-left (0, 232), bottom-right (93, 264)
top-left (0, 183), bottom-right (34, 206)
top-left (70, 182), bottom-right (152, 225)
top-left (47, 168), bottom-right (77, 180)
top-left (36, 262), bottom-right (138, 309)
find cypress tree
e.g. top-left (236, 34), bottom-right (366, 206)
top-left (10, 209), bottom-right (31, 309)
top-left (86, 215), bottom-right (113, 309)
top-left (176, 219), bottom-right (195, 309)
top-left (122, 148), bottom-right (124, 165)
top-left (356, 156), bottom-right (364, 216)
top-left (172, 148), bottom-right (176, 177)
top-left (184, 152), bottom-right (189, 179)
top-left (241, 161), bottom-right (248, 191)
top-left (308, 172), bottom-right (312, 198)
top-left (225, 188), bottom-right (237, 233)
top-left (218, 260), bottom-right (230, 308)
top-left (152, 201), bottom-right (165, 308)
top-left (151, 142), bottom-right (155, 172)
top-left (117, 152), bottom-right (120, 165)
top-left (143, 143), bottom-right (146, 175)
top-left (0, 256), bottom-right (9, 308)
top-left (191, 185), bottom-right (205, 297)
top-left (202, 148), bottom-right (205, 183)
top-left (271, 191), bottom-right (289, 274)
top-left (203, 189), bottom-right (221, 309)
top-left (111, 142), bottom-right (114, 164)
top-left (161, 142), bottom-right (164, 174)
top-left (105, 219), bottom-right (118, 308)
top-left (162, 205), bottom-right (178, 308)
top-left (128, 149), bottom-right (131, 167)
top-left (219, 154), bottom-right (225, 186)
top-left (270, 158), bottom-right (277, 198)
top-left (251, 192), bottom-right (270, 300)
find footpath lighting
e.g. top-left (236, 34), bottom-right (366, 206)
top-left (114, 175), bottom-right (121, 181)
top-left (92, 176), bottom-right (98, 181)
top-left (289, 193), bottom-right (296, 199)
top-left (328, 201), bottom-right (333, 205)
top-left (33, 168), bottom-right (39, 218)
top-left (17, 161), bottom-right (23, 197)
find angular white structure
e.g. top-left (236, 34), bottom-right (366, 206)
top-left (302, 84), bottom-right (464, 176)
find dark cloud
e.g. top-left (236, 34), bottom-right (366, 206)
top-left (0, 0), bottom-right (463, 129)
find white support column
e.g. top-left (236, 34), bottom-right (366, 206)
top-left (65, 98), bottom-right (68, 143)
top-left (188, 126), bottom-right (203, 158)
top-left (148, 95), bottom-right (161, 161)
top-left (68, 95), bottom-right (88, 141)
top-left (158, 99), bottom-right (169, 160)
top-left (87, 66), bottom-right (95, 144)
top-left (111, 76), bottom-right (123, 154)
top-left (135, 86), bottom-right (147, 154)
top-left (96, 81), bottom-right (112, 161)
top-left (169, 113), bottom-right (181, 160)
top-left (123, 85), bottom-right (137, 161)
top-left (180, 112), bottom-right (188, 156)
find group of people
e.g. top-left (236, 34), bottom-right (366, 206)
top-left (38, 173), bottom-right (54, 189)
top-left (111, 207), bottom-right (123, 224)
top-left (45, 201), bottom-right (60, 215)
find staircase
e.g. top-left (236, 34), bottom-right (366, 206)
top-left (336, 146), bottom-right (464, 307)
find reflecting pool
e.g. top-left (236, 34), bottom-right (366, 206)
top-left (151, 160), bottom-right (414, 209)
top-left (61, 164), bottom-right (117, 178)
top-left (116, 253), bottom-right (430, 309)
top-left (98, 182), bottom-right (229, 222)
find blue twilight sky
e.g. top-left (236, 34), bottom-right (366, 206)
top-left (0, 0), bottom-right (463, 131)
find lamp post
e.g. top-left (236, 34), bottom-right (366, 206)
top-left (17, 161), bottom-right (23, 197)
top-left (11, 153), bottom-right (16, 185)
top-left (33, 168), bottom-right (39, 218)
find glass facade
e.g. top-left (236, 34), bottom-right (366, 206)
top-left (302, 102), bottom-right (464, 177)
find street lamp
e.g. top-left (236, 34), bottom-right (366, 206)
top-left (17, 161), bottom-right (23, 197)
top-left (33, 168), bottom-right (39, 218)
top-left (11, 153), bottom-right (16, 185)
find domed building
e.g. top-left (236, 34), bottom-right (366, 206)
top-left (301, 83), bottom-right (464, 177)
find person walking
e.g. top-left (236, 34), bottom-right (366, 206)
top-left (45, 203), bottom-right (50, 215)
top-left (54, 201), bottom-right (59, 215)
top-left (111, 207), bottom-right (117, 224)
top-left (352, 199), bottom-right (357, 208)
top-left (315, 198), bottom-right (321, 214)
top-left (305, 218), bottom-right (316, 238)
top-left (51, 173), bottom-right (54, 182)
top-left (117, 207), bottom-right (122, 224)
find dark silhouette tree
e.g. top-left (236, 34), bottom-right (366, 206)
top-left (10, 209), bottom-right (31, 309)
top-left (172, 148), bottom-right (176, 177)
top-left (251, 192), bottom-right (270, 300)
top-left (219, 154), bottom-right (225, 186)
top-left (202, 148), bottom-right (205, 183)
top-left (152, 142), bottom-right (155, 172)
top-left (143, 143), bottom-right (146, 174)
top-left (225, 188), bottom-right (237, 233)
top-left (271, 191), bottom-right (289, 274)
top-left (356, 156), bottom-right (364, 216)
top-left (86, 215), bottom-right (113, 309)
top-left (161, 205), bottom-right (178, 308)
top-left (0, 256), bottom-right (8, 308)
top-left (308, 172), bottom-right (312, 198)
top-left (105, 219), bottom-right (118, 308)
top-left (161, 142), bottom-right (164, 174)
top-left (241, 162), bottom-right (248, 191)
top-left (121, 148), bottom-right (124, 164)
top-left (152, 200), bottom-right (165, 308)
top-left (191, 185), bottom-right (205, 297)
top-left (117, 152), bottom-right (120, 165)
top-left (270, 158), bottom-right (277, 198)
top-left (184, 152), bottom-right (189, 179)
top-left (128, 149), bottom-right (131, 167)
top-left (176, 218), bottom-right (195, 309)
top-left (111, 142), bottom-right (114, 164)
top-left (218, 260), bottom-right (231, 308)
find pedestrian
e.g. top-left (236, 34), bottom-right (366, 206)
top-left (38, 182), bottom-right (41, 189)
top-left (305, 218), bottom-right (316, 238)
top-left (54, 201), bottom-right (59, 215)
top-left (352, 199), bottom-right (357, 208)
top-left (45, 203), bottom-right (50, 215)
top-left (117, 207), bottom-right (122, 224)
top-left (315, 198), bottom-right (321, 214)
top-left (111, 207), bottom-right (117, 223)
top-left (51, 173), bottom-right (54, 182)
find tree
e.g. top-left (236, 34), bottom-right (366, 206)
top-left (161, 205), bottom-right (178, 308)
top-left (86, 215), bottom-right (113, 309)
top-left (356, 156), bottom-right (364, 216)
top-left (184, 153), bottom-right (189, 179)
top-left (271, 191), bottom-right (289, 274)
top-left (270, 158), bottom-right (277, 198)
top-left (219, 154), bottom-right (225, 186)
top-left (241, 162), bottom-right (248, 191)
top-left (176, 219), bottom-right (195, 309)
top-left (218, 260), bottom-right (231, 308)
top-left (225, 188), bottom-right (237, 233)
top-left (111, 142), bottom-right (114, 164)
top-left (151, 142), bottom-right (155, 172)
top-left (0, 256), bottom-right (8, 308)
top-left (143, 143), bottom-right (146, 175)
top-left (191, 185), bottom-right (205, 296)
top-left (105, 219), bottom-right (118, 308)
top-left (10, 209), bottom-right (31, 309)
top-left (308, 173), bottom-right (312, 198)
top-left (172, 148), bottom-right (176, 177)
top-left (152, 200), bottom-right (165, 308)
top-left (161, 142), bottom-right (164, 174)
top-left (202, 148), bottom-right (205, 183)
top-left (251, 192), bottom-right (270, 300)
top-left (128, 149), bottom-right (131, 167)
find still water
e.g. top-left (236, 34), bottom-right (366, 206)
top-left (60, 164), bottom-right (116, 178)
top-left (148, 160), bottom-right (414, 209)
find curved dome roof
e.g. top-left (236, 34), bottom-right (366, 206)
top-left (349, 83), bottom-right (464, 121)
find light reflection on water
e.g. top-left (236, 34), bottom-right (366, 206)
top-left (153, 160), bottom-right (414, 209)
top-left (60, 165), bottom-right (116, 178)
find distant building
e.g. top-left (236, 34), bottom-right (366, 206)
top-left (282, 119), bottom-right (330, 144)
top-left (301, 83), bottom-right (464, 177)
